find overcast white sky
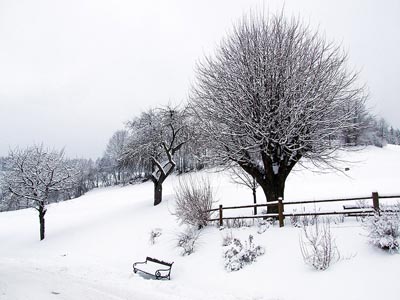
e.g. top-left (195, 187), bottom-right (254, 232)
top-left (0, 0), bottom-right (399, 159)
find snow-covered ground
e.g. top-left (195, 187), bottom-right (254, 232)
top-left (1, 146), bottom-right (400, 300)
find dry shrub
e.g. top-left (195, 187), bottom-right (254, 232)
top-left (177, 226), bottom-right (201, 256)
top-left (149, 228), bottom-right (162, 245)
top-left (174, 175), bottom-right (215, 228)
top-left (224, 217), bottom-right (253, 229)
top-left (299, 218), bottom-right (340, 270)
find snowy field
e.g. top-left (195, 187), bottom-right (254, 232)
top-left (1, 146), bottom-right (400, 300)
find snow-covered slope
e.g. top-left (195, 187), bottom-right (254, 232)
top-left (1, 146), bottom-right (400, 300)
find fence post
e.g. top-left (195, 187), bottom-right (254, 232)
top-left (372, 192), bottom-right (380, 215)
top-left (278, 197), bottom-right (284, 228)
top-left (219, 204), bottom-right (223, 227)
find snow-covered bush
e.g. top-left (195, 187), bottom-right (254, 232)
top-left (259, 210), bottom-right (276, 224)
top-left (290, 209), bottom-right (320, 228)
top-left (221, 231), bottom-right (234, 246)
top-left (300, 214), bottom-right (319, 227)
top-left (174, 176), bottom-right (215, 228)
top-left (177, 227), bottom-right (201, 256)
top-left (289, 209), bottom-right (301, 227)
top-left (363, 211), bottom-right (400, 253)
top-left (149, 228), bottom-right (162, 245)
top-left (256, 219), bottom-right (270, 234)
top-left (265, 217), bottom-right (275, 226)
top-left (225, 217), bottom-right (253, 228)
top-left (332, 215), bottom-right (345, 225)
top-left (223, 235), bottom-right (265, 271)
top-left (299, 218), bottom-right (340, 270)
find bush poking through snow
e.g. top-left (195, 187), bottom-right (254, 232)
top-left (223, 235), bottom-right (265, 271)
top-left (289, 208), bottom-right (316, 228)
top-left (256, 219), bottom-right (270, 234)
top-left (149, 228), bottom-right (162, 245)
top-left (221, 231), bottom-right (234, 246)
top-left (299, 218), bottom-right (340, 270)
top-left (290, 209), bottom-right (320, 228)
top-left (177, 227), bottom-right (201, 256)
top-left (300, 214), bottom-right (319, 227)
top-left (174, 176), bottom-right (215, 228)
top-left (289, 209), bottom-right (301, 227)
top-left (363, 211), bottom-right (400, 253)
top-left (224, 217), bottom-right (253, 228)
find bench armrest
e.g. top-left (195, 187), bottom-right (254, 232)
top-left (133, 260), bottom-right (147, 270)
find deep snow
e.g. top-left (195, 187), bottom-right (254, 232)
top-left (1, 146), bottom-right (400, 300)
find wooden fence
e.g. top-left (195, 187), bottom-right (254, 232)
top-left (206, 192), bottom-right (400, 227)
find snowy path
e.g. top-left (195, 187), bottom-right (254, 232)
top-left (0, 258), bottom-right (253, 300)
top-left (0, 259), bottom-right (134, 300)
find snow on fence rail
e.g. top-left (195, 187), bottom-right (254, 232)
top-left (206, 192), bottom-right (400, 227)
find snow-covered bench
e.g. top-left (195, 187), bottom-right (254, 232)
top-left (133, 257), bottom-right (174, 280)
top-left (343, 204), bottom-right (374, 216)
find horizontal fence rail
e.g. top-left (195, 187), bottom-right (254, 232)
top-left (205, 192), bottom-right (400, 227)
top-left (284, 196), bottom-right (373, 205)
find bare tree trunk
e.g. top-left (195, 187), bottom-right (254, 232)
top-left (252, 186), bottom-right (257, 215)
top-left (153, 181), bottom-right (163, 206)
top-left (112, 172), bottom-right (118, 185)
top-left (38, 206), bottom-right (46, 241)
top-left (258, 176), bottom-right (285, 214)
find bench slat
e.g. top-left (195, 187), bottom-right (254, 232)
top-left (146, 256), bottom-right (173, 267)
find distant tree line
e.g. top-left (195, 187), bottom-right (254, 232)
top-left (341, 106), bottom-right (400, 148)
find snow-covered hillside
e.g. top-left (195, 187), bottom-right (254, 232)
top-left (1, 146), bottom-right (400, 300)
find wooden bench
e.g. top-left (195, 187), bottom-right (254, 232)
top-left (133, 257), bottom-right (173, 280)
top-left (343, 204), bottom-right (374, 217)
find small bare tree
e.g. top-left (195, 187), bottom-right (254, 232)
top-left (190, 12), bottom-right (366, 212)
top-left (229, 166), bottom-right (259, 214)
top-left (122, 105), bottom-right (189, 206)
top-left (1, 145), bottom-right (74, 240)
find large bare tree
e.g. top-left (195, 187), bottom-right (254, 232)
top-left (1, 145), bottom-right (74, 240)
top-left (122, 106), bottom-right (188, 206)
top-left (190, 13), bottom-right (366, 212)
